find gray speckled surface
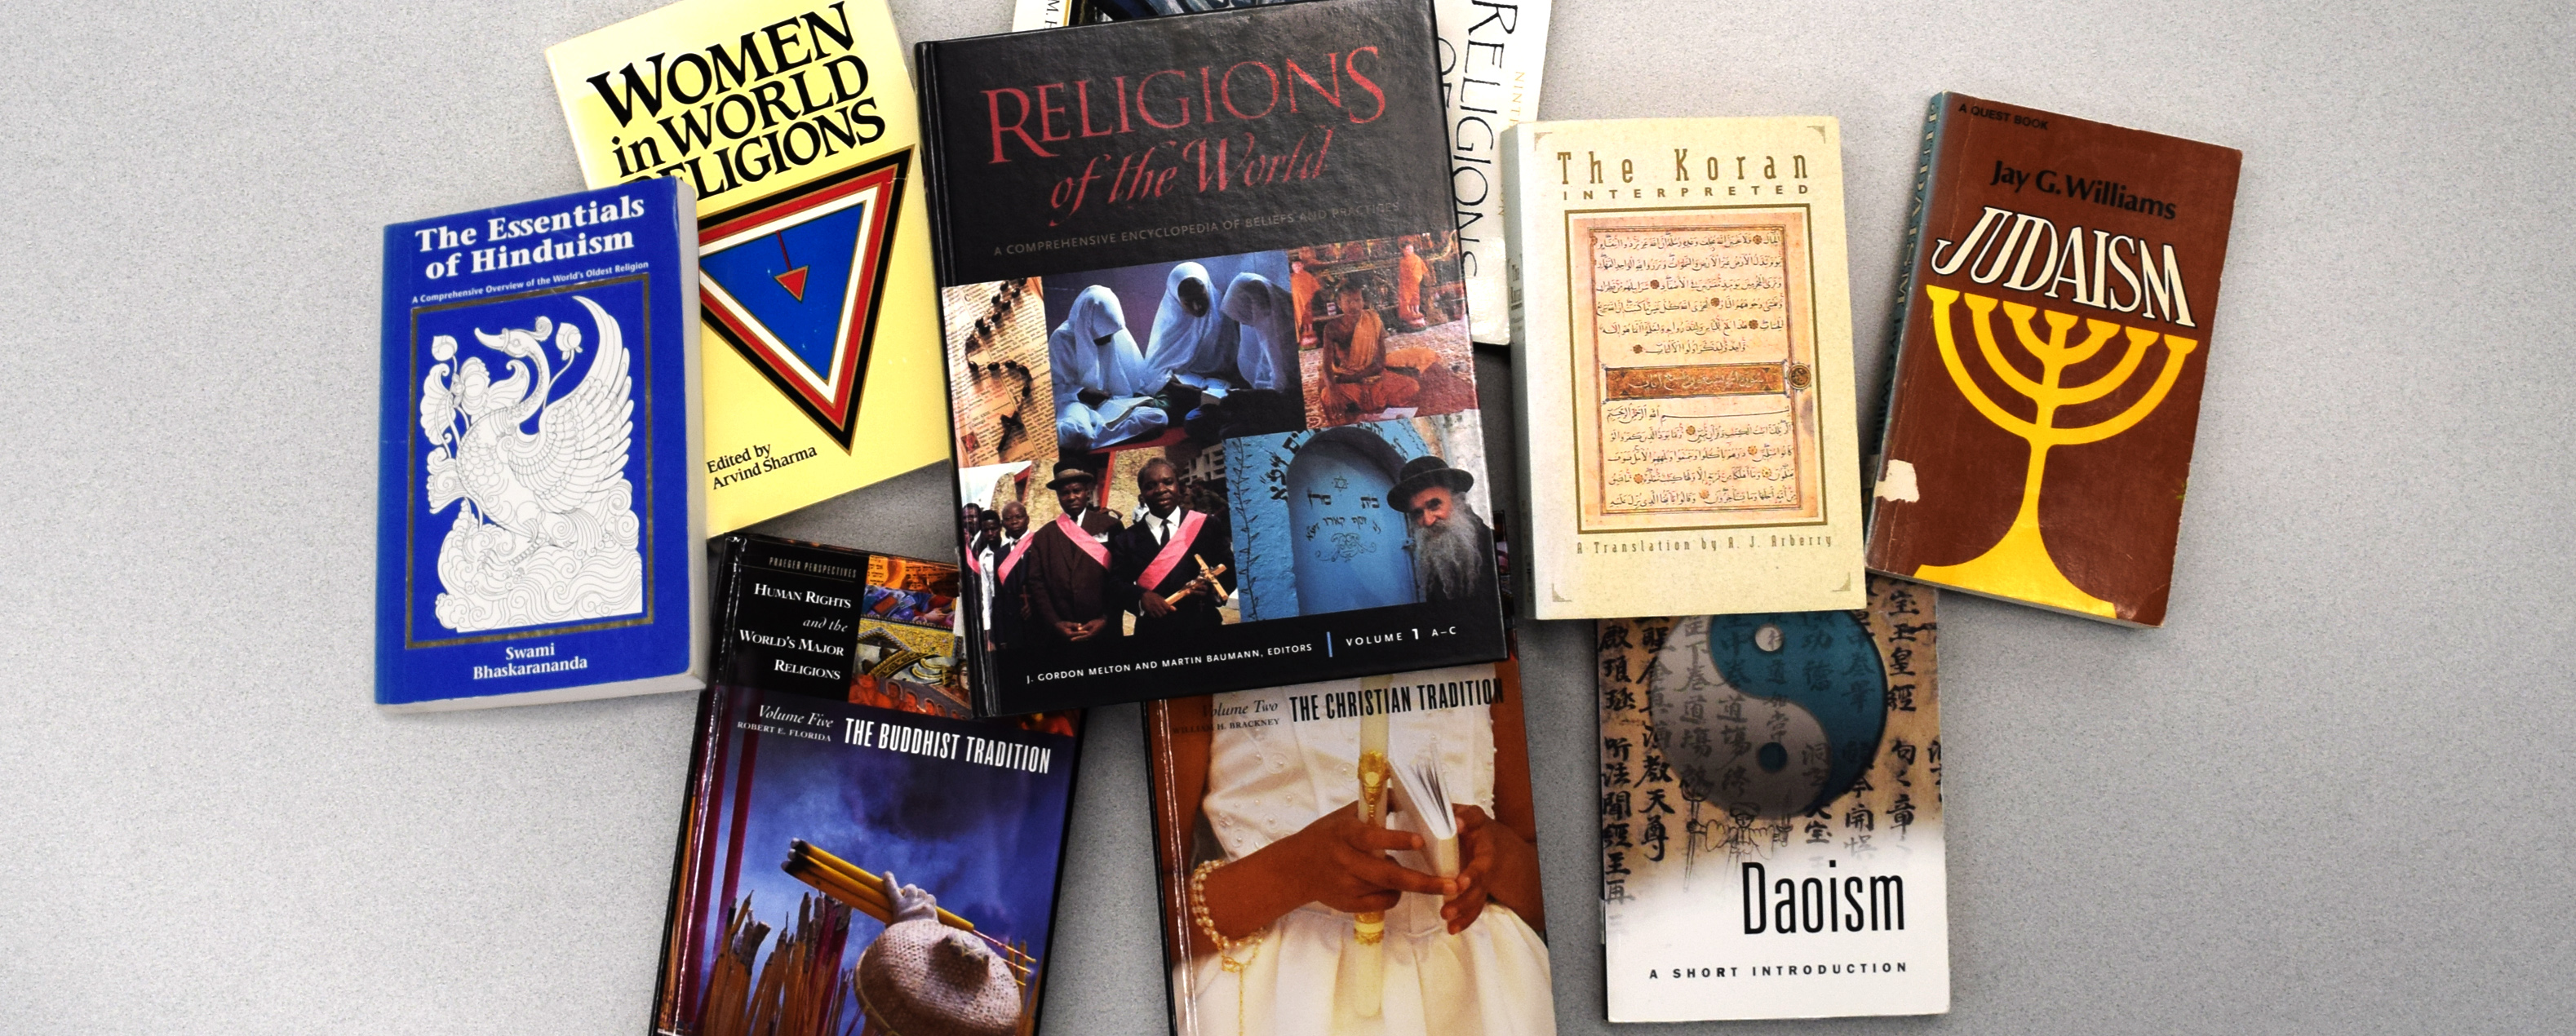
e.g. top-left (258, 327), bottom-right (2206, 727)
top-left (3, 0), bottom-right (2571, 1032)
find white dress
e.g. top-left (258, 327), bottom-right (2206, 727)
top-left (1220, 272), bottom-right (1297, 393)
top-left (1182, 681), bottom-right (1555, 1036)
top-left (1052, 285), bottom-right (1167, 450)
top-left (972, 537), bottom-right (1000, 635)
top-left (1145, 262), bottom-right (1243, 396)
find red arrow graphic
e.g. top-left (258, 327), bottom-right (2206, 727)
top-left (771, 232), bottom-right (809, 302)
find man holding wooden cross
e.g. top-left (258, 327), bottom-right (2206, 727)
top-left (1112, 458), bottom-right (1236, 642)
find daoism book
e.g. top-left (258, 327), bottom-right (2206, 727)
top-left (1143, 657), bottom-right (1556, 1036)
top-left (547, 0), bottom-right (951, 535)
top-left (1500, 117), bottom-right (1869, 621)
top-left (374, 179), bottom-right (707, 711)
top-left (919, 0), bottom-right (1510, 715)
top-left (654, 533), bottom-right (1084, 1035)
top-left (1864, 95), bottom-right (2242, 626)
top-left (1597, 577), bottom-right (1948, 1021)
top-left (1005, 0), bottom-right (1553, 349)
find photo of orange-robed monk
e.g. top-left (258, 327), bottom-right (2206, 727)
top-left (1294, 234), bottom-right (1478, 430)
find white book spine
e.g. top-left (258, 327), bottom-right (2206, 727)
top-left (1437, 0), bottom-right (1550, 346)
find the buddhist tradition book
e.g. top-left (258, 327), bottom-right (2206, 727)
top-left (374, 179), bottom-right (707, 711)
top-left (1142, 657), bottom-right (1555, 1036)
top-left (654, 533), bottom-right (1084, 1035)
top-left (1598, 577), bottom-right (1948, 1021)
top-left (1500, 117), bottom-right (1869, 621)
top-left (920, 0), bottom-right (1510, 715)
top-left (1864, 95), bottom-right (2241, 626)
top-left (1009, 0), bottom-right (1551, 348)
top-left (546, 0), bottom-right (951, 535)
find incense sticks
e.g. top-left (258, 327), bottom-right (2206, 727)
top-left (785, 839), bottom-right (973, 930)
top-left (780, 839), bottom-right (1040, 981)
top-left (694, 892), bottom-right (852, 1036)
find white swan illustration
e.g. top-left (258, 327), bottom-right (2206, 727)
top-left (420, 295), bottom-right (644, 633)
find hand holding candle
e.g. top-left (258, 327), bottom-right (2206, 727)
top-left (1344, 711), bottom-right (1394, 1018)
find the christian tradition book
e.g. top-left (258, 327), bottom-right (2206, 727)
top-left (919, 0), bottom-right (1510, 715)
top-left (653, 533), bottom-right (1084, 1035)
top-left (374, 179), bottom-right (706, 711)
top-left (547, 0), bottom-right (951, 536)
top-left (1004, 0), bottom-right (1551, 348)
top-left (1500, 117), bottom-right (1868, 621)
top-left (1142, 656), bottom-right (1555, 1036)
top-left (1864, 95), bottom-right (2242, 626)
top-left (1598, 576), bottom-right (1947, 1021)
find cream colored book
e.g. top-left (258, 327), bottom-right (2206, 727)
top-left (1502, 117), bottom-right (1865, 619)
top-left (547, 0), bottom-right (951, 534)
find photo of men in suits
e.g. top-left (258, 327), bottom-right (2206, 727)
top-left (1112, 458), bottom-right (1236, 643)
top-left (975, 503), bottom-right (1033, 653)
top-left (1022, 461), bottom-right (1124, 650)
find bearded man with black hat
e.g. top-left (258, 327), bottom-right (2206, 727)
top-left (1022, 460), bottom-right (1125, 649)
top-left (1391, 454), bottom-right (1497, 607)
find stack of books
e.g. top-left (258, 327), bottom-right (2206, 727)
top-left (372, 0), bottom-right (2241, 1031)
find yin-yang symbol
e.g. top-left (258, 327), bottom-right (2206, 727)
top-left (1645, 611), bottom-right (1888, 818)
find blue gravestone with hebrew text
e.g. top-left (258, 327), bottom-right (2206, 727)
top-left (1228, 419), bottom-right (1434, 620)
top-left (1284, 428), bottom-right (1417, 614)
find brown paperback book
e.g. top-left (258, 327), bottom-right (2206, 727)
top-left (1865, 94), bottom-right (2241, 626)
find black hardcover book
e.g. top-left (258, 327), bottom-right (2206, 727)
top-left (650, 534), bottom-right (1084, 1034)
top-left (919, 0), bottom-right (1509, 715)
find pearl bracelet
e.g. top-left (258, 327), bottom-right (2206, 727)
top-left (1190, 859), bottom-right (1266, 960)
top-left (1191, 858), bottom-right (1265, 1036)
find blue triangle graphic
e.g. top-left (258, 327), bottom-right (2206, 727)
top-left (700, 201), bottom-right (868, 378)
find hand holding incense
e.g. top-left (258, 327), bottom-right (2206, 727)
top-left (782, 839), bottom-right (1035, 981)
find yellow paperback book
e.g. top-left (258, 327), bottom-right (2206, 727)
top-left (548, 0), bottom-right (948, 533)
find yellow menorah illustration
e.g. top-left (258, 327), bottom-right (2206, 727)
top-left (1913, 285), bottom-right (2197, 618)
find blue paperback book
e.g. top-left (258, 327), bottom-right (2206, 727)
top-left (376, 179), bottom-right (707, 710)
